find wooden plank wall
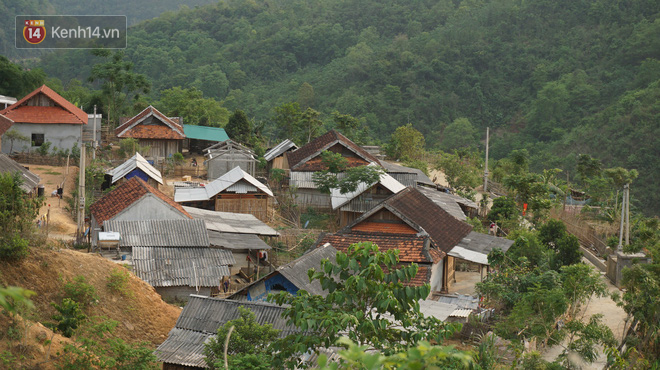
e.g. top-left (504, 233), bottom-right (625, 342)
top-left (215, 198), bottom-right (269, 222)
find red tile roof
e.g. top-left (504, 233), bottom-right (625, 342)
top-left (286, 130), bottom-right (380, 170)
top-left (370, 188), bottom-right (473, 254)
top-left (90, 177), bottom-right (191, 225)
top-left (116, 106), bottom-right (185, 140)
top-left (0, 114), bottom-right (14, 136)
top-left (319, 232), bottom-right (443, 263)
top-left (392, 264), bottom-right (433, 287)
top-left (0, 85), bottom-right (87, 125)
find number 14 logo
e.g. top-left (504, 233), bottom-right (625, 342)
top-left (24, 20), bottom-right (46, 44)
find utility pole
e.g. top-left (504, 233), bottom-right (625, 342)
top-left (625, 184), bottom-right (630, 246)
top-left (617, 184), bottom-right (628, 251)
top-left (483, 127), bottom-right (489, 192)
top-left (92, 105), bottom-right (97, 160)
top-left (77, 125), bottom-right (86, 242)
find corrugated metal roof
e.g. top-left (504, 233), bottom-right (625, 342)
top-left (132, 247), bottom-right (235, 287)
top-left (156, 296), bottom-right (303, 367)
top-left (0, 154), bottom-right (40, 192)
top-left (381, 161), bottom-right (435, 186)
top-left (417, 187), bottom-right (468, 221)
top-left (183, 206), bottom-right (279, 236)
top-left (418, 299), bottom-right (460, 321)
top-left (264, 139), bottom-right (298, 161)
top-left (107, 152), bottom-right (163, 185)
top-left (205, 166), bottom-right (273, 197)
top-left (154, 328), bottom-right (211, 368)
top-left (208, 231), bottom-right (271, 250)
top-left (331, 170), bottom-right (405, 210)
top-left (204, 139), bottom-right (254, 156)
top-left (175, 167), bottom-right (273, 201)
top-left (104, 219), bottom-right (209, 247)
top-left (450, 308), bottom-right (473, 318)
top-left (452, 231), bottom-right (514, 265)
top-left (431, 294), bottom-right (480, 310)
top-left (183, 124), bottom-right (229, 142)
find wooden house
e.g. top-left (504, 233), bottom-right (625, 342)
top-left (204, 139), bottom-right (256, 180)
top-left (155, 296), bottom-right (302, 369)
top-left (228, 244), bottom-right (337, 301)
top-left (183, 206), bottom-right (279, 276)
top-left (264, 139), bottom-right (298, 172)
top-left (104, 152), bottom-right (163, 189)
top-left (103, 218), bottom-right (235, 301)
top-left (285, 130), bottom-right (382, 209)
top-left (320, 187), bottom-right (473, 293)
top-left (331, 170), bottom-right (406, 227)
top-left (116, 106), bottom-right (185, 158)
top-left (0, 85), bottom-right (87, 154)
top-left (89, 177), bottom-right (192, 248)
top-left (174, 166), bottom-right (274, 222)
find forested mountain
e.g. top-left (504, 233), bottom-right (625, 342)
top-left (27, 0), bottom-right (660, 214)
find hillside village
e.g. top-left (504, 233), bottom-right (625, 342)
top-left (0, 80), bottom-right (656, 369)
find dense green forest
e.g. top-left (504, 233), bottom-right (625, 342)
top-left (7, 0), bottom-right (660, 214)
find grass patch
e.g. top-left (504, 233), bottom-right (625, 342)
top-left (44, 170), bottom-right (61, 175)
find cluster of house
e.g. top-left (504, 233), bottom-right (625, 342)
top-left (0, 85), bottom-right (514, 369)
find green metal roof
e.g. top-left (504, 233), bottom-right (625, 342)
top-left (183, 124), bottom-right (229, 142)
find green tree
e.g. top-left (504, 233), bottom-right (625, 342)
top-left (4, 129), bottom-right (29, 153)
top-left (269, 241), bottom-right (460, 368)
top-left (118, 138), bottom-right (150, 159)
top-left (0, 55), bottom-right (46, 97)
top-left (300, 107), bottom-right (324, 144)
top-left (386, 124), bottom-right (425, 161)
top-left (332, 111), bottom-right (365, 144)
top-left (225, 109), bottom-right (253, 145)
top-left (0, 173), bottom-right (42, 261)
top-left (272, 102), bottom-right (302, 142)
top-left (157, 86), bottom-right (229, 127)
top-left (203, 306), bottom-right (280, 369)
top-left (50, 298), bottom-right (87, 338)
top-left (297, 82), bottom-right (315, 109)
top-left (436, 149), bottom-right (482, 195)
top-left (88, 49), bottom-right (150, 126)
top-left (441, 117), bottom-right (478, 151)
top-left (312, 151), bottom-right (384, 194)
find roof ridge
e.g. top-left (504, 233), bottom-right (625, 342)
top-left (0, 84), bottom-right (87, 124)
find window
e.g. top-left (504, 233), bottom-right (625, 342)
top-left (31, 133), bottom-right (45, 147)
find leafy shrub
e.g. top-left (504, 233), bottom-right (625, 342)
top-left (0, 234), bottom-right (30, 261)
top-left (50, 298), bottom-right (86, 338)
top-left (107, 268), bottom-right (131, 295)
top-left (63, 276), bottom-right (98, 307)
top-left (36, 141), bottom-right (52, 156)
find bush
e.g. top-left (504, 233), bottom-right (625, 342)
top-left (63, 276), bottom-right (98, 307)
top-left (36, 141), bottom-right (52, 156)
top-left (50, 298), bottom-right (86, 338)
top-left (0, 234), bottom-right (30, 261)
top-left (107, 268), bottom-right (130, 295)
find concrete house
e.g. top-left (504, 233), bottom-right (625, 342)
top-left (174, 166), bottom-right (274, 222)
top-left (89, 177), bottom-right (192, 247)
top-left (0, 114), bottom-right (14, 153)
top-left (0, 85), bottom-right (87, 154)
top-left (116, 106), bottom-right (185, 158)
top-left (104, 152), bottom-right (163, 189)
top-left (204, 139), bottom-right (256, 180)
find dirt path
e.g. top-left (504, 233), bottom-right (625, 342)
top-left (27, 164), bottom-right (79, 238)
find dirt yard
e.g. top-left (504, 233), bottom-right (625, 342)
top-left (27, 164), bottom-right (79, 239)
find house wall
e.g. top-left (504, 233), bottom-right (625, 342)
top-left (214, 196), bottom-right (269, 222)
top-left (246, 273), bottom-right (298, 301)
top-left (156, 286), bottom-right (213, 302)
top-left (92, 195), bottom-right (189, 246)
top-left (1, 123), bottom-right (81, 154)
top-left (294, 188), bottom-right (331, 210)
top-left (430, 259), bottom-right (444, 292)
top-left (137, 139), bottom-right (181, 158)
top-left (113, 195), bottom-right (189, 222)
top-left (207, 154), bottom-right (255, 180)
top-left (117, 172), bottom-right (160, 189)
